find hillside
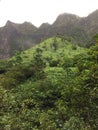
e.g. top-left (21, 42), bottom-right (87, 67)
top-left (0, 36), bottom-right (98, 129)
top-left (0, 10), bottom-right (98, 59)
top-left (21, 37), bottom-right (86, 63)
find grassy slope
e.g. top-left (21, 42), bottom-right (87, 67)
top-left (16, 37), bottom-right (87, 88)
top-left (20, 37), bottom-right (87, 63)
top-left (2, 37), bottom-right (94, 130)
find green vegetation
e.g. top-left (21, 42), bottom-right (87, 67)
top-left (0, 36), bottom-right (98, 130)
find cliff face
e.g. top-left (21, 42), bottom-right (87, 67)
top-left (0, 21), bottom-right (37, 59)
top-left (0, 10), bottom-right (98, 59)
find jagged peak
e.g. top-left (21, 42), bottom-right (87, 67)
top-left (55, 13), bottom-right (80, 22)
top-left (5, 20), bottom-right (16, 26)
top-left (53, 12), bottom-right (80, 26)
top-left (23, 21), bottom-right (32, 25)
top-left (57, 12), bottom-right (80, 18)
top-left (5, 20), bottom-right (37, 29)
top-left (21, 21), bottom-right (37, 29)
top-left (39, 22), bottom-right (51, 29)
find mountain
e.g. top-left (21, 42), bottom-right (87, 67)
top-left (31, 23), bottom-right (51, 43)
top-left (53, 13), bottom-right (80, 27)
top-left (0, 21), bottom-right (37, 59)
top-left (50, 13), bottom-right (88, 43)
top-left (50, 10), bottom-right (98, 44)
top-left (0, 10), bottom-right (98, 59)
top-left (83, 10), bottom-right (98, 35)
top-left (33, 9), bottom-right (98, 44)
top-left (0, 36), bottom-right (98, 129)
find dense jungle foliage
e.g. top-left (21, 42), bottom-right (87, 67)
top-left (0, 36), bottom-right (98, 130)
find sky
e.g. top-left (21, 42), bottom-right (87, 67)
top-left (0, 0), bottom-right (98, 27)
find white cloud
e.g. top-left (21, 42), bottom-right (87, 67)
top-left (0, 0), bottom-right (98, 27)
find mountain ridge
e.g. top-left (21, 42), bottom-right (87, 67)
top-left (0, 9), bottom-right (98, 59)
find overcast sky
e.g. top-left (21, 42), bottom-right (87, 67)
top-left (0, 0), bottom-right (98, 27)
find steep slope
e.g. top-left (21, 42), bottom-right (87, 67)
top-left (32, 23), bottom-right (51, 43)
top-left (32, 10), bottom-right (98, 45)
top-left (31, 13), bottom-right (88, 44)
top-left (50, 13), bottom-right (88, 44)
top-left (1, 37), bottom-right (98, 129)
top-left (20, 37), bottom-right (87, 65)
top-left (52, 13), bottom-right (80, 27)
top-left (0, 21), bottom-right (37, 59)
top-left (84, 9), bottom-right (98, 35)
top-left (77, 9), bottom-right (98, 39)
